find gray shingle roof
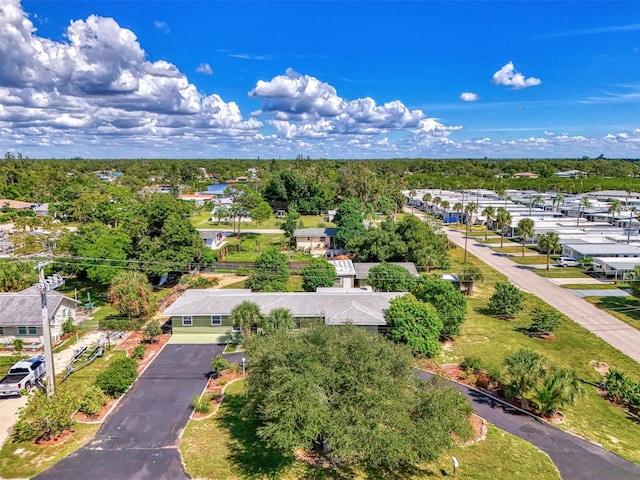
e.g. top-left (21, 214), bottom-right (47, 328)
top-left (161, 288), bottom-right (404, 326)
top-left (293, 228), bottom-right (339, 237)
top-left (0, 286), bottom-right (78, 327)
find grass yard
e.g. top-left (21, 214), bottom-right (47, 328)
top-left (435, 294), bottom-right (640, 464)
top-left (490, 245), bottom-right (529, 254)
top-left (197, 213), bottom-right (335, 230)
top-left (0, 349), bottom-right (127, 478)
top-left (220, 233), bottom-right (311, 263)
top-left (221, 276), bottom-right (304, 292)
top-left (584, 296), bottom-right (640, 332)
top-left (534, 268), bottom-right (591, 278)
top-left (562, 283), bottom-right (627, 290)
top-left (509, 255), bottom-right (551, 265)
top-left (180, 380), bottom-right (560, 480)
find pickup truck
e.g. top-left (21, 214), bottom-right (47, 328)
top-left (0, 356), bottom-right (46, 397)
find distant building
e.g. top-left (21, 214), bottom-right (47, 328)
top-left (294, 228), bottom-right (339, 255)
top-left (555, 170), bottom-right (587, 178)
top-left (512, 172), bottom-right (539, 179)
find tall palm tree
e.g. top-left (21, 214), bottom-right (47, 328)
top-left (263, 308), bottom-right (295, 334)
top-left (230, 301), bottom-right (264, 337)
top-left (463, 202), bottom-right (478, 263)
top-left (538, 232), bottom-right (560, 271)
top-left (496, 207), bottom-right (512, 248)
top-left (440, 200), bottom-right (450, 220)
top-left (516, 218), bottom-right (535, 257)
top-left (553, 192), bottom-right (566, 213)
top-left (529, 194), bottom-right (544, 216)
top-left (422, 193), bottom-right (432, 212)
top-left (576, 196), bottom-right (591, 227)
top-left (453, 202), bottom-right (463, 224)
top-left (482, 206), bottom-right (496, 240)
top-left (607, 199), bottom-right (622, 226)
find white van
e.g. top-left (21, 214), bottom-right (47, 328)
top-left (556, 257), bottom-right (580, 267)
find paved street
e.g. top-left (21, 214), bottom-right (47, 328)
top-left (416, 370), bottom-right (640, 480)
top-left (444, 226), bottom-right (640, 363)
top-left (35, 344), bottom-right (225, 480)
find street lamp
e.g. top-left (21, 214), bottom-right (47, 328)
top-left (241, 357), bottom-right (246, 376)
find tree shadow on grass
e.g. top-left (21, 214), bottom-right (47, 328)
top-left (217, 392), bottom-right (295, 479)
top-left (360, 462), bottom-right (435, 480)
top-left (592, 296), bottom-right (640, 322)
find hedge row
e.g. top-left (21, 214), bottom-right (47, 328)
top-left (99, 318), bottom-right (146, 331)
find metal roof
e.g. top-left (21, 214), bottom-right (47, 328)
top-left (563, 243), bottom-right (640, 255)
top-left (328, 259), bottom-right (356, 276)
top-left (161, 288), bottom-right (403, 326)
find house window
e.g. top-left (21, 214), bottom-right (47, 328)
top-left (211, 315), bottom-right (222, 326)
top-left (182, 316), bottom-right (193, 327)
top-left (232, 325), bottom-right (241, 332)
top-left (0, 327), bottom-right (3, 335)
top-left (28, 327), bottom-right (37, 335)
top-left (18, 326), bottom-right (26, 335)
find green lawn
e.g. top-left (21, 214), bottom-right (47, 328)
top-left (0, 349), bottom-right (127, 478)
top-left (222, 276), bottom-right (304, 292)
top-left (219, 233), bottom-right (311, 263)
top-left (197, 214), bottom-right (335, 230)
top-left (435, 294), bottom-right (640, 464)
top-left (535, 268), bottom-right (591, 278)
top-left (562, 283), bottom-right (627, 290)
top-left (180, 380), bottom-right (560, 480)
top-left (584, 296), bottom-right (640, 332)
top-left (509, 255), bottom-right (550, 265)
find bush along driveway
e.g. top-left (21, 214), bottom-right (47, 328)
top-left (415, 370), bottom-right (640, 480)
top-left (35, 344), bottom-right (226, 480)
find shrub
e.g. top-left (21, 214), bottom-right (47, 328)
top-left (529, 307), bottom-right (560, 335)
top-left (191, 394), bottom-right (212, 414)
top-left (210, 354), bottom-right (229, 376)
top-left (96, 357), bottom-right (139, 398)
top-left (143, 320), bottom-right (162, 343)
top-left (217, 378), bottom-right (228, 386)
top-left (488, 283), bottom-right (524, 318)
top-left (187, 276), bottom-right (218, 289)
top-left (62, 318), bottom-right (78, 335)
top-left (13, 390), bottom-right (77, 442)
top-left (131, 344), bottom-right (147, 360)
top-left (78, 385), bottom-right (108, 417)
top-left (99, 318), bottom-right (145, 331)
top-left (13, 338), bottom-right (24, 354)
top-left (460, 356), bottom-right (484, 375)
top-left (236, 266), bottom-right (251, 276)
top-left (228, 362), bottom-right (242, 374)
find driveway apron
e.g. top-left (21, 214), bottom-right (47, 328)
top-left (35, 344), bottom-right (225, 480)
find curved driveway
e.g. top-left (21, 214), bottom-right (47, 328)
top-left (35, 344), bottom-right (225, 480)
top-left (417, 370), bottom-right (640, 480)
top-left (444, 226), bottom-right (640, 363)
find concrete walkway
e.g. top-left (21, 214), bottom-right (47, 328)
top-left (550, 278), bottom-right (613, 285)
top-left (569, 289), bottom-right (631, 298)
top-left (444, 226), bottom-right (640, 363)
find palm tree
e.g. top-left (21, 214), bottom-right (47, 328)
top-left (552, 192), bottom-right (566, 213)
top-left (422, 193), bottom-right (432, 212)
top-left (453, 202), bottom-right (463, 224)
top-left (516, 218), bottom-right (535, 257)
top-left (538, 232), bottom-right (560, 271)
top-left (440, 200), bottom-right (450, 220)
top-left (576, 196), bottom-right (591, 227)
top-left (482, 206), bottom-right (496, 240)
top-left (529, 194), bottom-right (544, 216)
top-left (230, 301), bottom-right (264, 337)
top-left (433, 196), bottom-right (442, 214)
top-left (459, 265), bottom-right (484, 296)
top-left (463, 202), bottom-right (478, 263)
top-left (533, 366), bottom-right (584, 417)
top-left (504, 348), bottom-right (548, 409)
top-left (263, 308), bottom-right (295, 334)
top-left (607, 199), bottom-right (622, 226)
top-left (495, 207), bottom-right (512, 248)
top-left (409, 189), bottom-right (417, 214)
top-left (627, 207), bottom-right (638, 244)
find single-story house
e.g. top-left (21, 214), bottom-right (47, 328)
top-left (512, 172), bottom-right (539, 179)
top-left (328, 259), bottom-right (356, 288)
top-left (591, 257), bottom-right (640, 279)
top-left (353, 262), bottom-right (419, 288)
top-left (555, 170), bottom-right (587, 178)
top-left (0, 286), bottom-right (80, 347)
top-left (161, 288), bottom-right (404, 344)
top-left (561, 243), bottom-right (640, 260)
top-left (200, 230), bottom-right (228, 249)
top-left (294, 228), bottom-right (339, 255)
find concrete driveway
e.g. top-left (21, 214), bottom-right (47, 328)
top-left (35, 343), bottom-right (225, 480)
top-left (0, 394), bottom-right (27, 447)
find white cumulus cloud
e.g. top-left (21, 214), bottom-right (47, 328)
top-left (153, 21), bottom-right (170, 33)
top-left (460, 92), bottom-right (478, 102)
top-left (196, 63), bottom-right (213, 75)
top-left (492, 62), bottom-right (541, 89)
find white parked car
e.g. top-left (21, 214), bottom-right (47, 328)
top-left (556, 257), bottom-right (580, 267)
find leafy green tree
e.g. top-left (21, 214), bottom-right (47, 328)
top-left (504, 348), bottom-right (548, 409)
top-left (246, 248), bottom-right (290, 292)
top-left (538, 232), bottom-right (560, 271)
top-left (143, 320), bottom-right (162, 343)
top-left (458, 265), bottom-right (484, 296)
top-left (385, 294), bottom-right (443, 357)
top-left (413, 277), bottom-right (466, 339)
top-left (488, 283), bottom-right (524, 319)
top-left (368, 262), bottom-right (417, 292)
top-left (516, 218), bottom-right (535, 257)
top-left (632, 265), bottom-right (640, 297)
top-left (210, 354), bottom-right (230, 376)
top-left (263, 308), bottom-right (296, 334)
top-left (13, 390), bottom-right (77, 442)
top-left (302, 257), bottom-right (337, 292)
top-left (495, 207), bottom-right (512, 248)
top-left (230, 301), bottom-right (264, 336)
top-left (346, 223), bottom-right (407, 261)
top-left (13, 338), bottom-right (24, 355)
top-left (96, 357), bottom-right (139, 398)
top-left (108, 270), bottom-right (154, 319)
top-left (0, 262), bottom-right (38, 292)
top-left (529, 307), bottom-right (560, 336)
top-left (334, 198), bottom-right (366, 248)
top-left (278, 209), bottom-right (300, 247)
top-left (245, 324), bottom-right (471, 470)
top-left (226, 185), bottom-right (272, 237)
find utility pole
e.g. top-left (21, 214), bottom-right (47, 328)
top-left (36, 262), bottom-right (56, 396)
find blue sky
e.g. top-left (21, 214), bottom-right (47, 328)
top-left (1, 1), bottom-right (638, 159)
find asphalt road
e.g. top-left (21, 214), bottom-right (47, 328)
top-left (35, 344), bottom-right (225, 480)
top-left (416, 370), bottom-right (640, 480)
top-left (443, 225), bottom-right (640, 364)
